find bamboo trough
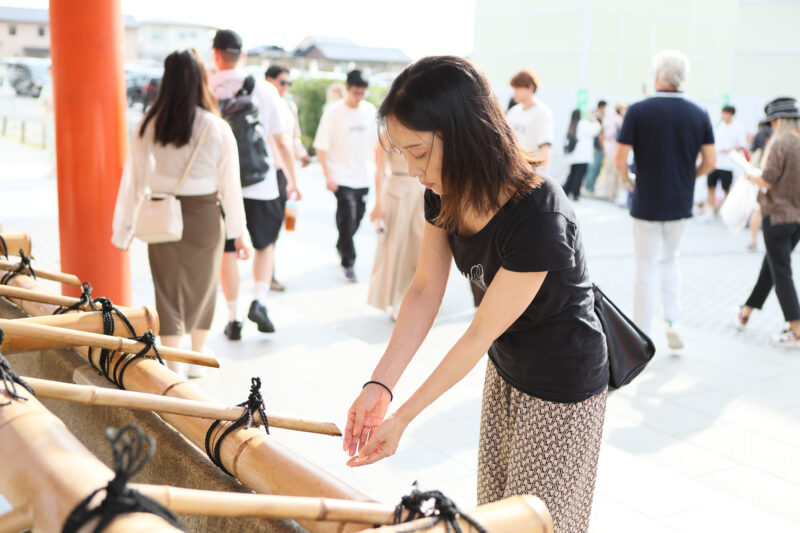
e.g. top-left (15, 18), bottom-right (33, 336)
top-left (3, 273), bottom-right (374, 533)
top-left (0, 233), bottom-right (32, 257)
top-left (0, 383), bottom-right (184, 532)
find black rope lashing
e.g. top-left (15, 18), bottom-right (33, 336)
top-left (392, 482), bottom-right (487, 533)
top-left (0, 235), bottom-right (8, 259)
top-left (204, 377), bottom-right (269, 475)
top-left (53, 282), bottom-right (96, 314)
top-left (0, 328), bottom-right (36, 406)
top-left (62, 424), bottom-right (186, 533)
top-left (0, 249), bottom-right (36, 285)
top-left (85, 297), bottom-right (165, 389)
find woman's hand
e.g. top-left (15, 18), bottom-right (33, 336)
top-left (234, 236), bottom-right (251, 260)
top-left (343, 384), bottom-right (392, 459)
top-left (286, 181), bottom-right (302, 201)
top-left (370, 202), bottom-right (384, 224)
top-left (346, 412), bottom-right (407, 467)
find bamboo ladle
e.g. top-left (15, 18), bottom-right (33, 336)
top-left (0, 259), bottom-right (81, 286)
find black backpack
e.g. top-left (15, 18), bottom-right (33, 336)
top-left (564, 132), bottom-right (578, 154)
top-left (219, 76), bottom-right (269, 187)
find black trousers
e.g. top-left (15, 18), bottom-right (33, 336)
top-left (745, 217), bottom-right (800, 322)
top-left (563, 163), bottom-right (588, 199)
top-left (335, 186), bottom-right (368, 268)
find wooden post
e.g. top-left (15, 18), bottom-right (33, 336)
top-left (0, 306), bottom-right (158, 353)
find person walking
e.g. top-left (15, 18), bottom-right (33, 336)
top-left (505, 69), bottom-right (554, 170)
top-left (343, 56), bottom-right (609, 533)
top-left (265, 64), bottom-right (311, 291)
top-left (736, 98), bottom-right (800, 346)
top-left (595, 103), bottom-right (626, 203)
top-left (367, 132), bottom-right (425, 320)
top-left (615, 49), bottom-right (716, 349)
top-left (314, 70), bottom-right (379, 282)
top-left (111, 49), bottom-right (248, 377)
top-left (209, 29), bottom-right (300, 340)
top-left (699, 105), bottom-right (747, 220)
top-left (583, 100), bottom-right (606, 195)
top-left (563, 109), bottom-right (601, 201)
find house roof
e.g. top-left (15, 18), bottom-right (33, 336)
top-left (293, 36), bottom-right (409, 63)
top-left (139, 18), bottom-right (217, 30)
top-left (0, 6), bottom-right (140, 28)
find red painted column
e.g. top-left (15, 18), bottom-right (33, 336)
top-left (49, 0), bottom-right (130, 304)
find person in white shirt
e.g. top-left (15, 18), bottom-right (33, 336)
top-left (265, 64), bottom-right (310, 292)
top-left (112, 49), bottom-right (247, 377)
top-left (209, 29), bottom-right (300, 340)
top-left (702, 105), bottom-right (747, 217)
top-left (313, 70), bottom-right (379, 282)
top-left (563, 109), bottom-right (602, 200)
top-left (506, 69), bottom-right (554, 170)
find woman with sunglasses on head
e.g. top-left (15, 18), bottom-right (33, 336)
top-left (343, 56), bottom-right (609, 533)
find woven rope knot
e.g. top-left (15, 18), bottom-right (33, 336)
top-left (54, 282), bottom-right (95, 315)
top-left (393, 482), bottom-right (487, 533)
top-left (62, 424), bottom-right (185, 533)
top-left (1, 249), bottom-right (36, 285)
top-left (0, 332), bottom-right (36, 406)
top-left (205, 376), bottom-right (270, 475)
top-left (0, 235), bottom-right (7, 259)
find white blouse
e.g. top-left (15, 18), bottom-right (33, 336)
top-left (112, 108), bottom-right (245, 249)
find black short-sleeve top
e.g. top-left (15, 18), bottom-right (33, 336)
top-left (424, 178), bottom-right (609, 402)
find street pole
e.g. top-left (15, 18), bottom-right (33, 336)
top-left (49, 0), bottom-right (131, 304)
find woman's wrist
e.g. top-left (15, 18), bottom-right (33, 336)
top-left (363, 380), bottom-right (393, 401)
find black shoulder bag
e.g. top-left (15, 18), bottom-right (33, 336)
top-left (592, 284), bottom-right (655, 389)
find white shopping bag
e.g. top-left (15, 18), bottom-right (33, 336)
top-left (720, 174), bottom-right (758, 233)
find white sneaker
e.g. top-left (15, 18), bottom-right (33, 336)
top-left (665, 322), bottom-right (684, 350)
top-left (733, 307), bottom-right (749, 331)
top-left (770, 329), bottom-right (800, 348)
top-left (696, 211), bottom-right (714, 223)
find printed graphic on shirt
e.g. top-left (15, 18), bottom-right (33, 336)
top-left (463, 264), bottom-right (488, 291)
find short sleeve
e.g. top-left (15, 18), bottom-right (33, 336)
top-left (423, 189), bottom-right (441, 225)
top-left (255, 80), bottom-right (286, 136)
top-left (701, 111), bottom-right (715, 145)
top-left (617, 105), bottom-right (636, 145)
top-left (540, 106), bottom-right (554, 146)
top-left (313, 109), bottom-right (333, 152)
top-left (501, 212), bottom-right (576, 273)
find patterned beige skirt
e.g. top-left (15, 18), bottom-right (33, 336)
top-left (147, 193), bottom-right (224, 336)
top-left (478, 362), bottom-right (607, 533)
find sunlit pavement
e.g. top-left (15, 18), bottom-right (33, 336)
top-left (1, 136), bottom-right (799, 532)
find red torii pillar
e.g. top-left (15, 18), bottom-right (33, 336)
top-left (49, 0), bottom-right (130, 304)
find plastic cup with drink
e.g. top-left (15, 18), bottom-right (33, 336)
top-left (285, 200), bottom-right (298, 231)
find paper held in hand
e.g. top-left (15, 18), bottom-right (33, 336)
top-left (728, 150), bottom-right (763, 178)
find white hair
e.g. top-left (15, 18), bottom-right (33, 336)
top-left (652, 49), bottom-right (690, 90)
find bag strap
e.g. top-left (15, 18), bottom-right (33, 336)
top-left (236, 76), bottom-right (256, 97)
top-left (173, 119), bottom-right (211, 196)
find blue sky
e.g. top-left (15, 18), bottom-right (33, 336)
top-left (4, 0), bottom-right (477, 59)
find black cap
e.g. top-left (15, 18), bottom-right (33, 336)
top-left (213, 29), bottom-right (243, 53)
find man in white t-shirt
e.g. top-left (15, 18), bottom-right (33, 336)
top-left (702, 105), bottom-right (747, 217)
top-left (314, 70), bottom-right (379, 282)
top-left (209, 29), bottom-right (300, 340)
top-left (506, 69), bottom-right (554, 170)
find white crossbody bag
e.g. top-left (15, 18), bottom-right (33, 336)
top-left (134, 122), bottom-right (210, 244)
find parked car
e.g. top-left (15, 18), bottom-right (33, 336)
top-left (7, 58), bottom-right (50, 98)
top-left (125, 63), bottom-right (161, 111)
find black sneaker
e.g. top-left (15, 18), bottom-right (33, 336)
top-left (224, 320), bottom-right (243, 341)
top-left (248, 300), bottom-right (275, 333)
top-left (343, 266), bottom-right (357, 283)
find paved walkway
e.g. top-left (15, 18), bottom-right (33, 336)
top-left (1, 137), bottom-right (799, 532)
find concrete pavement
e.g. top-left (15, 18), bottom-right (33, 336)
top-left (1, 137), bottom-right (799, 532)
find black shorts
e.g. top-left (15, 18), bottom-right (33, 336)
top-left (224, 197), bottom-right (284, 252)
top-left (277, 169), bottom-right (288, 212)
top-left (707, 169), bottom-right (734, 191)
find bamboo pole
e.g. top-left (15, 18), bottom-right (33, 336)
top-left (368, 496), bottom-right (553, 533)
top-left (0, 233), bottom-right (32, 258)
top-left (0, 318), bottom-right (219, 368)
top-left (0, 504), bottom-right (33, 533)
top-left (131, 485), bottom-right (396, 524)
top-left (0, 388), bottom-right (185, 532)
top-left (5, 274), bottom-right (374, 533)
top-left (0, 306), bottom-right (158, 353)
top-left (0, 258), bottom-right (81, 286)
top-left (0, 283), bottom-right (93, 308)
top-left (24, 376), bottom-right (342, 436)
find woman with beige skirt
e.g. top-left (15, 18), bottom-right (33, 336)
top-left (367, 144), bottom-right (425, 320)
top-left (112, 50), bottom-right (248, 378)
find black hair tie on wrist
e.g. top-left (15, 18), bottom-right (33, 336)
top-left (363, 380), bottom-right (393, 401)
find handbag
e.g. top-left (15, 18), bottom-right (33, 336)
top-left (592, 284), bottom-right (655, 389)
top-left (134, 122), bottom-right (210, 244)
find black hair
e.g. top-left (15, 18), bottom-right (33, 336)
top-left (139, 50), bottom-right (218, 147)
top-left (265, 65), bottom-right (289, 79)
top-left (346, 70), bottom-right (368, 88)
top-left (378, 56), bottom-right (541, 233)
top-left (722, 105), bottom-right (736, 114)
top-left (567, 109), bottom-right (581, 139)
top-left (597, 100), bottom-right (607, 108)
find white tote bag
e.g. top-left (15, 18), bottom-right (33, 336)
top-left (720, 174), bottom-right (758, 233)
top-left (134, 122), bottom-right (210, 244)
